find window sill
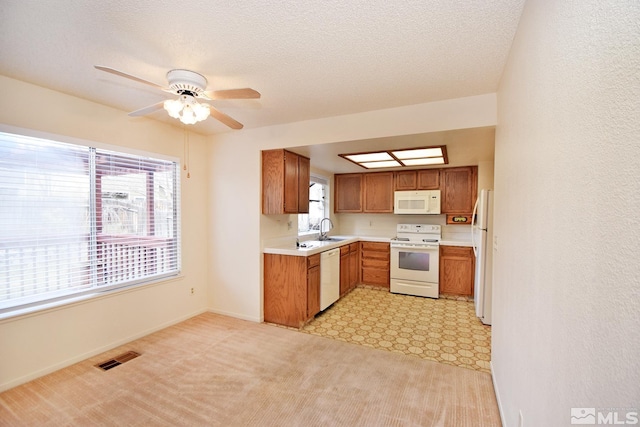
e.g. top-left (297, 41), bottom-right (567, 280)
top-left (0, 274), bottom-right (185, 323)
top-left (298, 231), bottom-right (320, 238)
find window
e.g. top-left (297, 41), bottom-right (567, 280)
top-left (298, 175), bottom-right (329, 234)
top-left (0, 131), bottom-right (180, 313)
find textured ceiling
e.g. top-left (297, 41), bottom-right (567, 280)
top-left (0, 0), bottom-right (525, 135)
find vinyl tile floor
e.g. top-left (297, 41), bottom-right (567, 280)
top-left (300, 286), bottom-right (492, 373)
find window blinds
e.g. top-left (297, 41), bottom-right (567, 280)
top-left (0, 132), bottom-right (181, 312)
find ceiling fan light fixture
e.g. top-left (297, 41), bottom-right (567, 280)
top-left (163, 98), bottom-right (183, 118)
top-left (163, 94), bottom-right (210, 125)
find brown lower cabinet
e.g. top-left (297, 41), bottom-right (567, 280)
top-left (439, 245), bottom-right (475, 296)
top-left (340, 242), bottom-right (360, 296)
top-left (265, 241), bottom-right (390, 327)
top-left (264, 253), bottom-right (320, 328)
top-left (360, 241), bottom-right (390, 288)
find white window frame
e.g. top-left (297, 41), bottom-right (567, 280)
top-left (0, 126), bottom-right (181, 318)
top-left (298, 174), bottom-right (330, 237)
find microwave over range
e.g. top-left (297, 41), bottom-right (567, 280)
top-left (393, 190), bottom-right (441, 215)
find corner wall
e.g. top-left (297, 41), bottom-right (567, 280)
top-left (0, 76), bottom-right (210, 391)
top-left (492, 1), bottom-right (640, 425)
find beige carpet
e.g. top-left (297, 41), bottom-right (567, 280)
top-left (0, 313), bottom-right (501, 426)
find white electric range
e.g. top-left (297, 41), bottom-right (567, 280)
top-left (390, 224), bottom-right (441, 298)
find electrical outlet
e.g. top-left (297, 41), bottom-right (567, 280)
top-left (190, 288), bottom-right (194, 295)
top-left (287, 221), bottom-right (292, 230)
top-left (493, 235), bottom-right (498, 252)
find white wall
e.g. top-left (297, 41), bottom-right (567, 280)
top-left (492, 1), bottom-right (640, 426)
top-left (208, 94), bottom-right (497, 322)
top-left (0, 76), bottom-right (210, 391)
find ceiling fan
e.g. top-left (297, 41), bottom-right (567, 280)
top-left (94, 65), bottom-right (260, 129)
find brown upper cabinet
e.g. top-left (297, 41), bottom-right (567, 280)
top-left (335, 166), bottom-right (477, 216)
top-left (334, 173), bottom-right (363, 213)
top-left (440, 166), bottom-right (477, 214)
top-left (335, 172), bottom-right (394, 213)
top-left (262, 149), bottom-right (310, 214)
top-left (394, 169), bottom-right (440, 191)
top-left (363, 172), bottom-right (394, 213)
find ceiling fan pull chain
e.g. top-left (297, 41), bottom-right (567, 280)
top-left (183, 126), bottom-right (191, 179)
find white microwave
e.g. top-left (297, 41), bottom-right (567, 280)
top-left (394, 190), bottom-right (441, 215)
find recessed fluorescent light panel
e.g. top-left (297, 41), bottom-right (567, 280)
top-left (360, 160), bottom-right (402, 168)
top-left (339, 145), bottom-right (448, 169)
top-left (344, 152), bottom-right (393, 163)
top-left (402, 157), bottom-right (445, 166)
top-left (392, 147), bottom-right (442, 159)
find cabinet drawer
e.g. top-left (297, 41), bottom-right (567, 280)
top-left (360, 241), bottom-right (390, 253)
top-left (362, 268), bottom-right (389, 285)
top-left (307, 254), bottom-right (320, 268)
top-left (440, 246), bottom-right (473, 258)
top-left (361, 251), bottom-right (389, 261)
top-left (362, 258), bottom-right (389, 269)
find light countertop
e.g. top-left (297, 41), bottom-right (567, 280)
top-left (439, 238), bottom-right (473, 247)
top-left (263, 235), bottom-right (392, 257)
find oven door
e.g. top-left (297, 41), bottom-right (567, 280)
top-left (390, 243), bottom-right (439, 283)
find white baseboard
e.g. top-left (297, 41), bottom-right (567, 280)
top-left (0, 308), bottom-right (208, 393)
top-left (491, 361), bottom-right (507, 427)
top-left (208, 308), bottom-right (261, 323)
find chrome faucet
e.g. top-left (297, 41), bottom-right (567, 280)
top-left (318, 217), bottom-right (334, 240)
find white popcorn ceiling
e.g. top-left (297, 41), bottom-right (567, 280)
top-left (0, 0), bottom-right (525, 135)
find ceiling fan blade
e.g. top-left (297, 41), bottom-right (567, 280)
top-left (208, 106), bottom-right (244, 129)
top-left (203, 88), bottom-right (261, 100)
top-left (128, 101), bottom-right (165, 117)
top-left (95, 65), bottom-right (166, 90)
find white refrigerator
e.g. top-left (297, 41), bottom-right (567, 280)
top-left (472, 189), bottom-right (493, 325)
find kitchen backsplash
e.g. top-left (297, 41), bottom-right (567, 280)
top-left (262, 212), bottom-right (473, 249)
top-left (337, 213), bottom-right (445, 237)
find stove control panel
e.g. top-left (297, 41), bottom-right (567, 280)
top-left (396, 224), bottom-right (441, 234)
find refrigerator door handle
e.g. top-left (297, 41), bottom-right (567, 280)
top-left (471, 197), bottom-right (479, 257)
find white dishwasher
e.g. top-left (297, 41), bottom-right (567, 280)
top-left (320, 248), bottom-right (340, 311)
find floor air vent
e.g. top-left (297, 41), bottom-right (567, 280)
top-left (95, 351), bottom-right (140, 371)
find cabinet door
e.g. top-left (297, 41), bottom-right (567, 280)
top-left (340, 252), bottom-right (350, 296)
top-left (335, 174), bottom-right (363, 213)
top-left (262, 149), bottom-right (310, 215)
top-left (307, 264), bottom-right (320, 318)
top-left (395, 171), bottom-right (417, 190)
top-left (417, 169), bottom-right (440, 190)
top-left (283, 151), bottom-right (299, 214)
top-left (262, 149), bottom-right (285, 215)
top-left (349, 243), bottom-right (359, 289)
top-left (439, 246), bottom-right (475, 296)
top-left (440, 166), bottom-right (478, 214)
top-left (297, 155), bottom-right (310, 213)
top-left (264, 254), bottom-right (307, 327)
top-left (363, 172), bottom-right (394, 213)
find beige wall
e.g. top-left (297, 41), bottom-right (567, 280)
top-left (0, 76), bottom-right (210, 391)
top-left (492, 1), bottom-right (640, 425)
top-left (208, 94), bottom-right (497, 322)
